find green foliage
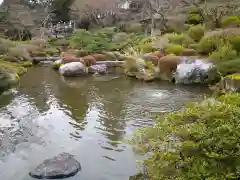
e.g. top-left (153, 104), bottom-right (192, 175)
top-left (165, 44), bottom-right (184, 55)
top-left (198, 28), bottom-right (240, 54)
top-left (188, 25), bottom-right (205, 42)
top-left (209, 43), bottom-right (238, 62)
top-left (131, 93), bottom-right (240, 180)
top-left (228, 36), bottom-right (240, 54)
top-left (50, 0), bottom-right (74, 22)
top-left (216, 59), bottom-right (240, 76)
top-left (221, 16), bottom-right (240, 28)
top-left (70, 29), bottom-right (111, 53)
top-left (187, 14), bottom-right (203, 25)
top-left (165, 33), bottom-right (194, 47)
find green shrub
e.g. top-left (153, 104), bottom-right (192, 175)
top-left (131, 93), bottom-right (240, 180)
top-left (221, 16), bottom-right (240, 28)
top-left (187, 13), bottom-right (203, 25)
top-left (209, 43), bottom-right (238, 62)
top-left (217, 59), bottom-right (240, 76)
top-left (165, 33), bottom-right (194, 47)
top-left (188, 24), bottom-right (205, 42)
top-left (137, 44), bottom-right (154, 53)
top-left (70, 29), bottom-right (111, 52)
top-left (165, 44), bottom-right (184, 55)
top-left (228, 35), bottom-right (240, 54)
top-left (198, 28), bottom-right (240, 54)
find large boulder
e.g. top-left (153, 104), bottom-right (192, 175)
top-left (0, 67), bottom-right (19, 94)
top-left (174, 57), bottom-right (218, 84)
top-left (88, 64), bottom-right (108, 74)
top-left (59, 62), bottom-right (87, 77)
top-left (29, 153), bottom-right (81, 179)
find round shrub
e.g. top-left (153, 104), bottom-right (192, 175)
top-left (221, 16), bottom-right (240, 28)
top-left (228, 35), bottom-right (240, 54)
top-left (75, 50), bottom-right (89, 57)
top-left (164, 33), bottom-right (195, 47)
top-left (138, 44), bottom-right (154, 53)
top-left (188, 24), bottom-right (205, 42)
top-left (165, 44), bottom-right (184, 55)
top-left (187, 13), bottom-right (203, 25)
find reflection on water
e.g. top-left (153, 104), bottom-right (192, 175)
top-left (0, 66), bottom-right (211, 180)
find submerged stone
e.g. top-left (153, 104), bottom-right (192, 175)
top-left (29, 153), bottom-right (81, 179)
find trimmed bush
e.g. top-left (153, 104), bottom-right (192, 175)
top-left (165, 33), bottom-right (195, 47)
top-left (187, 13), bottom-right (203, 25)
top-left (75, 50), bottom-right (89, 57)
top-left (228, 36), bottom-right (240, 55)
top-left (130, 93), bottom-right (240, 180)
top-left (165, 44), bottom-right (184, 55)
top-left (188, 24), bottom-right (205, 42)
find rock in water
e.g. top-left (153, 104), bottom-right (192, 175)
top-left (174, 57), bottom-right (217, 84)
top-left (59, 62), bottom-right (87, 77)
top-left (88, 64), bottom-right (108, 74)
top-left (29, 153), bottom-right (81, 179)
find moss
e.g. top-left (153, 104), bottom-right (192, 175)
top-left (0, 61), bottom-right (28, 75)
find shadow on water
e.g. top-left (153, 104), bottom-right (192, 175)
top-left (0, 66), bottom-right (212, 180)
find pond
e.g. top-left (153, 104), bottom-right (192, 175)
top-left (0, 66), bottom-right (211, 180)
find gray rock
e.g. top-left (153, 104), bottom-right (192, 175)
top-left (59, 62), bottom-right (87, 77)
top-left (29, 153), bottom-right (81, 179)
top-left (88, 64), bottom-right (108, 74)
top-left (174, 57), bottom-right (217, 84)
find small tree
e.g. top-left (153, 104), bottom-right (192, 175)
top-left (180, 0), bottom-right (240, 28)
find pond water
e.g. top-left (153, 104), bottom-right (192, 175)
top-left (0, 66), bottom-right (211, 180)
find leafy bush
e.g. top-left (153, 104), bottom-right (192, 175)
top-left (165, 33), bottom-right (195, 47)
top-left (209, 43), bottom-right (238, 62)
top-left (137, 44), bottom-right (154, 53)
top-left (130, 93), bottom-right (240, 180)
top-left (228, 36), bottom-right (240, 55)
top-left (221, 16), bottom-right (240, 28)
top-left (165, 44), bottom-right (184, 55)
top-left (216, 59), bottom-right (240, 76)
top-left (188, 24), bottom-right (205, 42)
top-left (198, 28), bottom-right (240, 54)
top-left (187, 13), bottom-right (203, 25)
top-left (70, 29), bottom-right (111, 53)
